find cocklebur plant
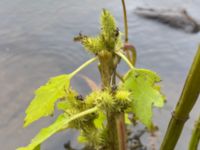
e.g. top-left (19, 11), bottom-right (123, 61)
top-left (18, 9), bottom-right (165, 150)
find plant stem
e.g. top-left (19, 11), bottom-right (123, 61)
top-left (62, 106), bottom-right (98, 130)
top-left (116, 51), bottom-right (134, 69)
top-left (118, 2), bottom-right (132, 149)
top-left (116, 113), bottom-right (126, 150)
top-left (70, 57), bottom-right (97, 77)
top-left (69, 107), bottom-right (98, 122)
top-left (116, 72), bottom-right (124, 82)
top-left (106, 112), bottom-right (119, 150)
top-left (121, 0), bottom-right (132, 65)
top-left (121, 0), bottom-right (128, 43)
top-left (189, 115), bottom-right (200, 150)
top-left (160, 46), bottom-right (200, 150)
top-left (115, 51), bottom-right (135, 150)
top-left (98, 51), bottom-right (119, 150)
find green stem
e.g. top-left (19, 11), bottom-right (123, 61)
top-left (63, 106), bottom-right (98, 129)
top-left (116, 72), bottom-right (124, 82)
top-left (106, 112), bottom-right (119, 150)
top-left (116, 51), bottom-right (134, 69)
top-left (70, 57), bottom-right (97, 77)
top-left (189, 115), bottom-right (200, 150)
top-left (121, 0), bottom-right (128, 43)
top-left (119, 2), bottom-right (131, 149)
top-left (98, 51), bottom-right (119, 150)
top-left (115, 51), bottom-right (134, 150)
top-left (160, 45), bottom-right (200, 150)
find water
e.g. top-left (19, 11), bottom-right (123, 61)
top-left (0, 0), bottom-right (200, 149)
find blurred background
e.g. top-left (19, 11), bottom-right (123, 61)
top-left (0, 0), bottom-right (200, 149)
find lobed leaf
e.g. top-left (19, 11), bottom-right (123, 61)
top-left (24, 74), bottom-right (71, 127)
top-left (18, 114), bottom-right (69, 150)
top-left (122, 69), bottom-right (165, 129)
top-left (18, 106), bottom-right (98, 150)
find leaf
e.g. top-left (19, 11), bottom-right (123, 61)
top-left (57, 100), bottom-right (70, 111)
top-left (93, 112), bottom-right (106, 129)
top-left (121, 69), bottom-right (165, 129)
top-left (17, 114), bottom-right (69, 150)
top-left (125, 113), bottom-right (132, 125)
top-left (33, 145), bottom-right (40, 150)
top-left (24, 74), bottom-right (71, 127)
top-left (18, 107), bottom-right (99, 150)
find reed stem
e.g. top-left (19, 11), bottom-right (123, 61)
top-left (160, 46), bottom-right (200, 150)
top-left (189, 115), bottom-right (200, 150)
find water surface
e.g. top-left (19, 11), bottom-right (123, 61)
top-left (0, 0), bottom-right (200, 149)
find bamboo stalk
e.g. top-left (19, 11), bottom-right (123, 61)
top-left (189, 115), bottom-right (200, 150)
top-left (160, 45), bottom-right (200, 150)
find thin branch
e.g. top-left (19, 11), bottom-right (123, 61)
top-left (121, 0), bottom-right (128, 43)
top-left (70, 57), bottom-right (97, 77)
top-left (115, 51), bottom-right (134, 69)
top-left (116, 72), bottom-right (124, 82)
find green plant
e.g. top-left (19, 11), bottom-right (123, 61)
top-left (189, 115), bottom-right (200, 150)
top-left (160, 45), bottom-right (200, 150)
top-left (17, 7), bottom-right (165, 150)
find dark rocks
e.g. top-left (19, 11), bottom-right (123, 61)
top-left (134, 7), bottom-right (200, 33)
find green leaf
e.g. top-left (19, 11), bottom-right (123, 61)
top-left (33, 145), bottom-right (40, 150)
top-left (122, 69), bottom-right (165, 129)
top-left (125, 113), bottom-right (132, 125)
top-left (18, 107), bottom-right (99, 150)
top-left (57, 100), bottom-right (70, 111)
top-left (17, 114), bottom-right (69, 150)
top-left (94, 112), bottom-right (106, 129)
top-left (24, 74), bottom-right (71, 127)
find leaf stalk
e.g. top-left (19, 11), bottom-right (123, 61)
top-left (70, 57), bottom-right (97, 77)
top-left (115, 51), bottom-right (134, 69)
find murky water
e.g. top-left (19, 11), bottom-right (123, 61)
top-left (0, 0), bottom-right (200, 149)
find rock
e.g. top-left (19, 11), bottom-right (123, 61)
top-left (134, 7), bottom-right (200, 33)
